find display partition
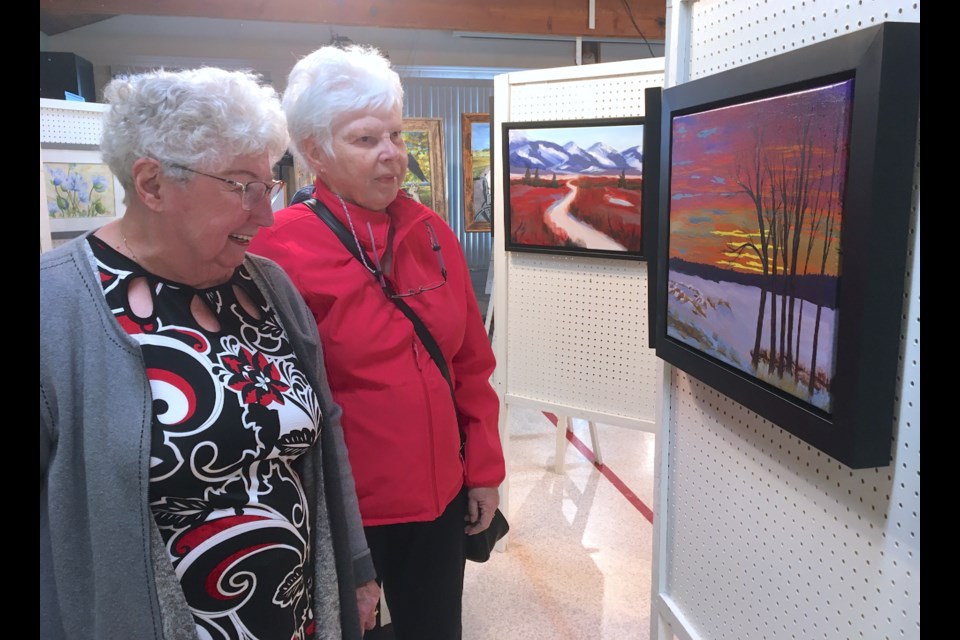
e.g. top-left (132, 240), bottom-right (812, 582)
top-left (651, 3), bottom-right (921, 640)
top-left (491, 58), bottom-right (665, 532)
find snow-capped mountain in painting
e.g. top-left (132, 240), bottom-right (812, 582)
top-left (508, 133), bottom-right (642, 175)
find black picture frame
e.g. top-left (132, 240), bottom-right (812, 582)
top-left (502, 117), bottom-right (646, 260)
top-left (654, 22), bottom-right (920, 468)
top-left (643, 87), bottom-right (663, 349)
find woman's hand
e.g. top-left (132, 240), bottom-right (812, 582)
top-left (355, 579), bottom-right (380, 633)
top-left (464, 486), bottom-right (500, 535)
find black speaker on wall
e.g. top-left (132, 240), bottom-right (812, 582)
top-left (40, 52), bottom-right (96, 102)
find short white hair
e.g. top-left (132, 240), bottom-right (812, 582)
top-left (283, 45), bottom-right (404, 164)
top-left (101, 67), bottom-right (289, 193)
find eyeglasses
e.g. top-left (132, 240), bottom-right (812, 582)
top-left (170, 163), bottom-right (285, 211)
top-left (376, 221), bottom-right (448, 299)
top-left (337, 194), bottom-right (447, 299)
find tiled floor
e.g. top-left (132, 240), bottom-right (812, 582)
top-left (461, 406), bottom-right (656, 640)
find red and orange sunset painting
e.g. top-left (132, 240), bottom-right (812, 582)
top-left (666, 79), bottom-right (853, 412)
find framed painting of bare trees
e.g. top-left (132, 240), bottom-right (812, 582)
top-left (654, 22), bottom-right (920, 468)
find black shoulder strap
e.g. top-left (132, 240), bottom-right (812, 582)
top-left (303, 198), bottom-right (456, 406)
top-left (304, 197), bottom-right (364, 262)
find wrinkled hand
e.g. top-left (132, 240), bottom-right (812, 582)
top-left (355, 579), bottom-right (380, 634)
top-left (464, 486), bottom-right (500, 535)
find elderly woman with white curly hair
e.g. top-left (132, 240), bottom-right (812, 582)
top-left (40, 67), bottom-right (379, 640)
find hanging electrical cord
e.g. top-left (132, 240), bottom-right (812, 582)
top-left (620, 0), bottom-right (657, 58)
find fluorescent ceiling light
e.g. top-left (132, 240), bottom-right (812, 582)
top-left (452, 31), bottom-right (662, 45)
top-left (394, 65), bottom-right (524, 79)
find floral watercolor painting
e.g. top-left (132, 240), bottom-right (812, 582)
top-left (45, 162), bottom-right (118, 219)
top-left (667, 79), bottom-right (853, 412)
top-left (41, 148), bottom-right (127, 235)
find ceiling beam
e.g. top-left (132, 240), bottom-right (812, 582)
top-left (39, 0), bottom-right (665, 41)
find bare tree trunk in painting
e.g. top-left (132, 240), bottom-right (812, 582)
top-left (772, 156), bottom-right (791, 378)
top-left (764, 161), bottom-right (782, 376)
top-left (807, 119), bottom-right (844, 397)
top-left (797, 157), bottom-right (827, 384)
top-left (784, 120), bottom-right (815, 382)
top-left (733, 128), bottom-right (773, 371)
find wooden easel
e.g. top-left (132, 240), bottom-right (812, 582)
top-left (555, 416), bottom-right (604, 473)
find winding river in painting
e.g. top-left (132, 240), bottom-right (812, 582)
top-left (546, 183), bottom-right (626, 251)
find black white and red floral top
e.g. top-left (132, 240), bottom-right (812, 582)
top-left (90, 235), bottom-right (321, 640)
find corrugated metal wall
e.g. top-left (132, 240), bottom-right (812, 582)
top-left (402, 77), bottom-right (494, 271)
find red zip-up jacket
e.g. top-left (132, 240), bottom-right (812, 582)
top-left (249, 180), bottom-right (505, 525)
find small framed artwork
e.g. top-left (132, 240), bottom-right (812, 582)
top-left (461, 112), bottom-right (492, 232)
top-left (654, 22), bottom-right (920, 468)
top-left (42, 148), bottom-right (126, 234)
top-left (502, 117), bottom-right (646, 260)
top-left (402, 117), bottom-right (448, 223)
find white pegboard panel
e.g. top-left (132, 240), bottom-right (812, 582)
top-left (655, 3), bottom-right (920, 640)
top-left (495, 58), bottom-right (665, 433)
top-left (40, 99), bottom-right (107, 146)
top-left (685, 0), bottom-right (921, 79)
top-left (510, 59), bottom-right (664, 121)
top-left (505, 253), bottom-right (657, 426)
top-left (664, 362), bottom-right (920, 640)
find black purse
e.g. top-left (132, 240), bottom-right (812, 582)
top-left (304, 198), bottom-right (509, 562)
top-left (464, 505), bottom-right (510, 563)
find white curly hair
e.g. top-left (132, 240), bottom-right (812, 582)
top-left (100, 67), bottom-right (288, 194)
top-left (282, 45), bottom-right (404, 165)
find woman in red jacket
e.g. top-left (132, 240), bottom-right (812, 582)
top-left (249, 44), bottom-right (505, 639)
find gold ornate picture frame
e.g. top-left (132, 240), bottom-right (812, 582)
top-left (461, 112), bottom-right (492, 232)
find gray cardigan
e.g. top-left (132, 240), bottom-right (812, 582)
top-left (40, 236), bottom-right (376, 639)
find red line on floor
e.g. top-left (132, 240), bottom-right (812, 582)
top-left (543, 412), bottom-right (654, 524)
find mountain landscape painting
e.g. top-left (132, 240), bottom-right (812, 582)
top-left (667, 79), bottom-right (854, 412)
top-left (503, 118), bottom-right (645, 258)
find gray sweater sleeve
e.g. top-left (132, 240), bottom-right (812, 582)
top-left (249, 256), bottom-right (375, 586)
top-left (311, 356), bottom-right (377, 585)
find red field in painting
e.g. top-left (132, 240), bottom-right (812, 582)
top-left (508, 182), bottom-right (570, 247)
top-left (569, 177), bottom-right (642, 250)
top-left (508, 175), bottom-right (642, 251)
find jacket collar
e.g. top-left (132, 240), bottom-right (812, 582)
top-left (311, 180), bottom-right (435, 257)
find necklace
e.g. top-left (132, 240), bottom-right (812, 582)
top-left (121, 229), bottom-right (141, 265)
top-left (337, 195), bottom-right (377, 275)
top-left (336, 195), bottom-right (391, 289)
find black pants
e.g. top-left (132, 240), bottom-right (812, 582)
top-left (364, 487), bottom-right (468, 640)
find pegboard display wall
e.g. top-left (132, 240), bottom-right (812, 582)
top-left (40, 100), bottom-right (107, 146)
top-left (505, 254), bottom-right (656, 425)
top-left (497, 59), bottom-right (664, 429)
top-left (510, 67), bottom-right (664, 121)
top-left (656, 3), bottom-right (920, 640)
top-left (685, 0), bottom-right (921, 80)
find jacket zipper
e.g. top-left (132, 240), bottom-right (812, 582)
top-left (413, 338), bottom-right (441, 513)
